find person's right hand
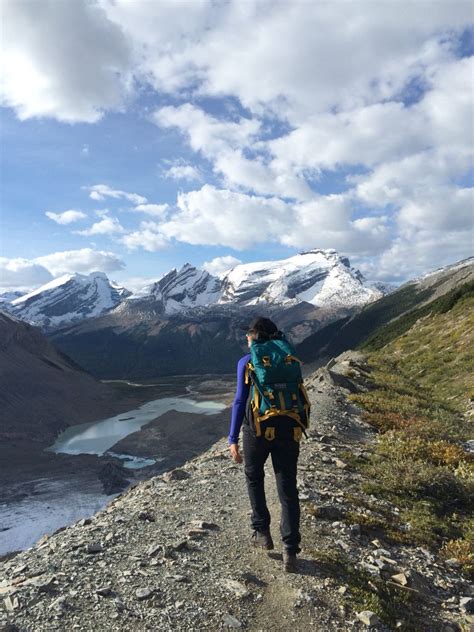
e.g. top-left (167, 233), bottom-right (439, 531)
top-left (229, 443), bottom-right (243, 464)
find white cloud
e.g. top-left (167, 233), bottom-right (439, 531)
top-left (365, 228), bottom-right (474, 283)
top-left (86, 184), bottom-right (147, 205)
top-left (154, 104), bottom-right (260, 157)
top-left (0, 249), bottom-right (125, 289)
top-left (117, 276), bottom-right (160, 295)
top-left (281, 196), bottom-right (390, 256)
top-left (121, 222), bottom-right (169, 252)
top-left (202, 255), bottom-right (242, 277)
top-left (104, 0), bottom-right (469, 121)
top-left (157, 185), bottom-right (391, 257)
top-left (159, 185), bottom-right (290, 249)
top-left (34, 248), bottom-right (125, 276)
top-left (133, 203), bottom-right (169, 217)
top-left (154, 105), bottom-right (311, 200)
top-left (45, 209), bottom-right (87, 224)
top-left (75, 216), bottom-right (125, 236)
top-left (163, 163), bottom-right (202, 182)
top-left (0, 257), bottom-right (53, 290)
top-left (1, 0), bottom-right (132, 122)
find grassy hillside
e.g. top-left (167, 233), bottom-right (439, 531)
top-left (296, 283), bottom-right (434, 363)
top-left (344, 286), bottom-right (474, 578)
top-left (297, 260), bottom-right (473, 366)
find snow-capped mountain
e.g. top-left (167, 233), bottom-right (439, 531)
top-left (9, 249), bottom-right (385, 330)
top-left (132, 249), bottom-right (383, 314)
top-left (132, 263), bottom-right (222, 314)
top-left (0, 291), bottom-right (24, 313)
top-left (11, 271), bottom-right (131, 329)
top-left (219, 249), bottom-right (383, 307)
top-left (0, 290), bottom-right (25, 303)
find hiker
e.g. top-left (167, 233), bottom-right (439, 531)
top-left (228, 317), bottom-right (311, 573)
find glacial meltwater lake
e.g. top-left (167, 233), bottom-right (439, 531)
top-left (0, 395), bottom-right (226, 555)
top-left (45, 395), bottom-right (226, 468)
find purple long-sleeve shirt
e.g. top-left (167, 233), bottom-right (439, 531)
top-left (228, 353), bottom-right (251, 445)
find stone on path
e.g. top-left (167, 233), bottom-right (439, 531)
top-left (357, 610), bottom-right (380, 626)
top-left (135, 587), bottom-right (154, 600)
top-left (223, 613), bottom-right (243, 629)
top-left (163, 469), bottom-right (191, 482)
top-left (391, 572), bottom-right (408, 586)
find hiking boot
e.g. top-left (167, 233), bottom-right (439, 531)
top-left (282, 550), bottom-right (298, 573)
top-left (251, 529), bottom-right (274, 550)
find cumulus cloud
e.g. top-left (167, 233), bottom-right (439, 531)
top-left (121, 221), bottom-right (169, 252)
top-left (159, 185), bottom-right (291, 249)
top-left (154, 104), bottom-right (260, 157)
top-left (75, 216), bottom-right (125, 236)
top-left (86, 184), bottom-right (147, 205)
top-left (154, 184), bottom-right (392, 257)
top-left (45, 209), bottom-right (87, 224)
top-left (1, 0), bottom-right (132, 122)
top-left (0, 249), bottom-right (125, 289)
top-left (202, 255), bottom-right (242, 277)
top-left (163, 163), bottom-right (202, 182)
top-left (34, 248), bottom-right (125, 276)
top-left (280, 196), bottom-right (390, 256)
top-left (133, 203), bottom-right (169, 217)
top-left (154, 105), bottom-right (311, 200)
top-left (0, 257), bottom-right (53, 290)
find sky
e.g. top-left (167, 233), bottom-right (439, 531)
top-left (0, 0), bottom-right (473, 294)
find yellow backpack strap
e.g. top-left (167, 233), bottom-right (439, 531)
top-left (264, 427), bottom-right (275, 441)
top-left (244, 361), bottom-right (254, 385)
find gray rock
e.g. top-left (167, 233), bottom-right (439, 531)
top-left (223, 579), bottom-right (249, 599)
top-left (95, 585), bottom-right (112, 597)
top-left (357, 610), bottom-right (380, 626)
top-left (163, 469), bottom-right (191, 482)
top-left (135, 587), bottom-right (154, 600)
top-left (137, 510), bottom-right (155, 522)
top-left (85, 542), bottom-right (103, 554)
top-left (223, 613), bottom-right (243, 629)
top-left (166, 574), bottom-right (189, 583)
top-left (460, 596), bottom-right (474, 613)
top-left (51, 596), bottom-right (68, 610)
top-left (313, 504), bottom-right (345, 520)
top-left (190, 520), bottom-right (219, 530)
top-left (32, 575), bottom-right (56, 593)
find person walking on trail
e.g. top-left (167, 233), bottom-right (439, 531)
top-left (228, 317), bottom-right (311, 573)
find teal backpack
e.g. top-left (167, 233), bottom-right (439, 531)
top-left (245, 335), bottom-right (311, 442)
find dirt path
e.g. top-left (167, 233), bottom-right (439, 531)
top-left (1, 366), bottom-right (470, 631)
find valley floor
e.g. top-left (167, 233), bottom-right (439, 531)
top-left (1, 370), bottom-right (471, 631)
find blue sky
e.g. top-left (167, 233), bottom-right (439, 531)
top-left (1, 1), bottom-right (472, 293)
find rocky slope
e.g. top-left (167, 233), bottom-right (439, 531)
top-left (9, 272), bottom-right (131, 330)
top-left (1, 365), bottom-right (471, 632)
top-left (133, 264), bottom-right (223, 314)
top-left (0, 310), bottom-right (136, 445)
top-left (50, 300), bottom-right (350, 380)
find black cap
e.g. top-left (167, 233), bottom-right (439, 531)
top-left (241, 316), bottom-right (279, 339)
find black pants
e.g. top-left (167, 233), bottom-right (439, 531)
top-left (242, 423), bottom-right (301, 554)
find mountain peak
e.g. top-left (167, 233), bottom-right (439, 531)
top-left (10, 272), bottom-right (130, 329)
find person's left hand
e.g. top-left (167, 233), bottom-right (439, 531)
top-left (229, 443), bottom-right (243, 464)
